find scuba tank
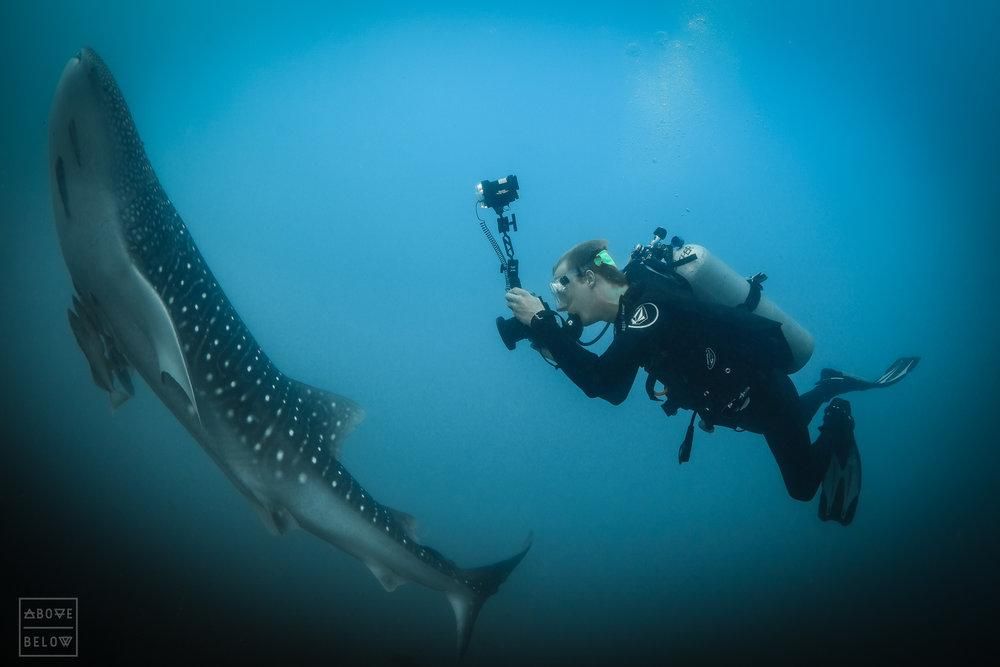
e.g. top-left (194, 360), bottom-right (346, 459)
top-left (672, 244), bottom-right (813, 373)
top-left (625, 230), bottom-right (814, 374)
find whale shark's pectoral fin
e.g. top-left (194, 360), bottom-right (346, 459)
top-left (123, 264), bottom-right (202, 427)
top-left (68, 293), bottom-right (134, 409)
top-left (159, 369), bottom-right (202, 426)
top-left (254, 502), bottom-right (299, 536)
top-left (156, 344), bottom-right (201, 425)
top-left (365, 560), bottom-right (406, 592)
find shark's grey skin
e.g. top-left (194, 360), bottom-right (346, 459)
top-left (48, 47), bottom-right (528, 655)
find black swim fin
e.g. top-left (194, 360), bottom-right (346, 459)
top-left (817, 356), bottom-right (920, 395)
top-left (817, 398), bottom-right (861, 526)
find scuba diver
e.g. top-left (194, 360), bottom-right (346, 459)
top-left (503, 238), bottom-right (919, 526)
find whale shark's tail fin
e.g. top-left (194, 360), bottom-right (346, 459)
top-left (448, 533), bottom-right (533, 657)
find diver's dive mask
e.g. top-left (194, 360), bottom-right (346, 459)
top-left (549, 249), bottom-right (617, 308)
top-left (547, 276), bottom-right (583, 339)
top-left (549, 274), bottom-right (572, 308)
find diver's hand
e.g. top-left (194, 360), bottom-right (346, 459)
top-left (505, 287), bottom-right (544, 326)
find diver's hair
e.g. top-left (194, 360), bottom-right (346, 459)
top-left (554, 239), bottom-right (629, 287)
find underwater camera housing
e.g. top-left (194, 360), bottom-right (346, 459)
top-left (474, 174), bottom-right (530, 349)
top-left (476, 175), bottom-right (520, 219)
top-left (496, 315), bottom-right (531, 351)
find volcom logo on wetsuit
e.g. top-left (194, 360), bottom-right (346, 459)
top-left (705, 347), bottom-right (717, 370)
top-left (629, 303), bottom-right (658, 329)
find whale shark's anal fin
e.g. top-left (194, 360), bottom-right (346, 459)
top-left (358, 509), bottom-right (420, 592)
top-left (365, 560), bottom-right (406, 592)
top-left (68, 292), bottom-right (135, 409)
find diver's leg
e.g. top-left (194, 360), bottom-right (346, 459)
top-left (758, 373), bottom-right (834, 501)
top-left (758, 373), bottom-right (860, 519)
top-left (763, 418), bottom-right (832, 502)
top-left (797, 384), bottom-right (831, 425)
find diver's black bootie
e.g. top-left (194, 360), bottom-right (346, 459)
top-left (818, 398), bottom-right (861, 526)
top-left (820, 398), bottom-right (855, 454)
top-left (822, 396), bottom-right (853, 418)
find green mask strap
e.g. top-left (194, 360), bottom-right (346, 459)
top-left (593, 249), bottom-right (616, 267)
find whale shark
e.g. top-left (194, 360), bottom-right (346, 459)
top-left (48, 47), bottom-right (529, 656)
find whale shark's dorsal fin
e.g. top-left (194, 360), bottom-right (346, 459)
top-left (386, 507), bottom-right (420, 543)
top-left (287, 379), bottom-right (365, 459)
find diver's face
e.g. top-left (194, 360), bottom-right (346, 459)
top-left (550, 260), bottom-right (591, 315)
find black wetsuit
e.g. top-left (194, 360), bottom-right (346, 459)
top-left (529, 276), bottom-right (839, 501)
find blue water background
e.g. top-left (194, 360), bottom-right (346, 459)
top-left (2, 1), bottom-right (997, 664)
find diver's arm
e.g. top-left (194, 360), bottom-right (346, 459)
top-left (528, 310), bottom-right (640, 404)
top-left (533, 345), bottom-right (557, 364)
